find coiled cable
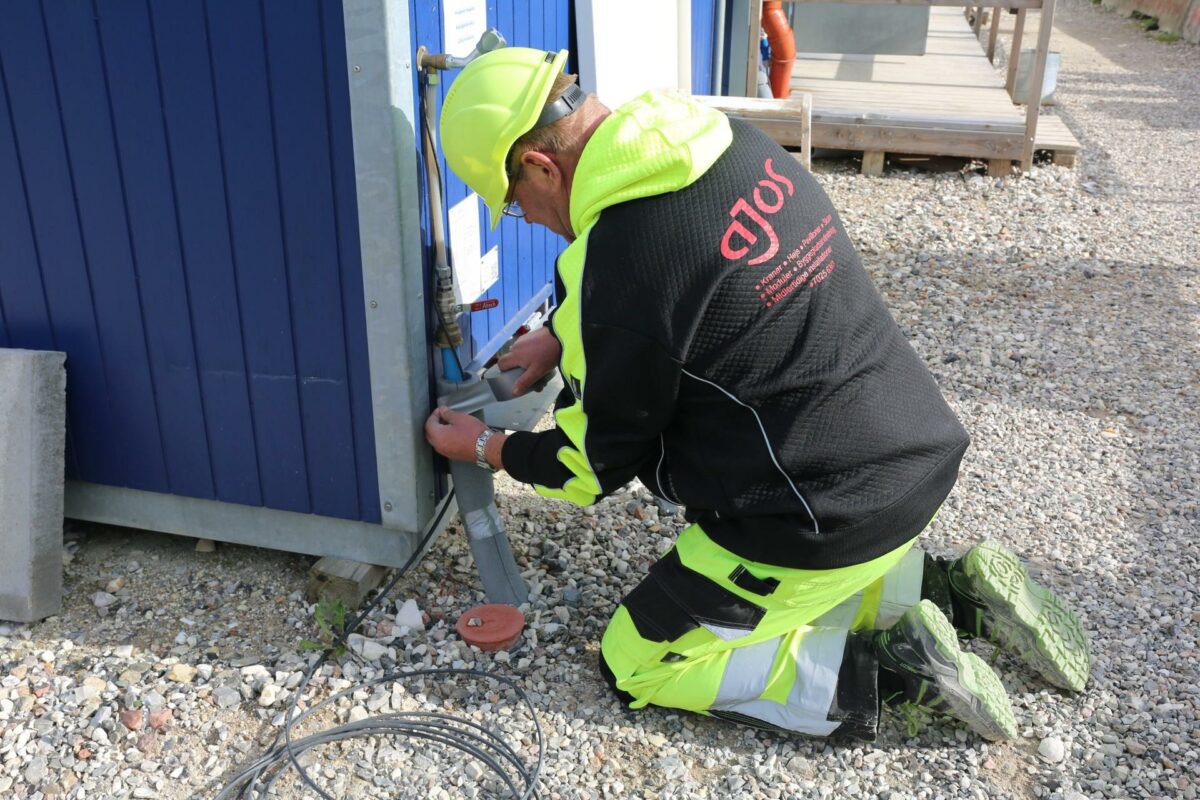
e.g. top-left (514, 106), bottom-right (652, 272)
top-left (215, 491), bottom-right (544, 799)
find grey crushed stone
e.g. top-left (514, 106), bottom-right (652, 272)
top-left (2, 2), bottom-right (1198, 797)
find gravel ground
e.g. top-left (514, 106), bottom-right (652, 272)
top-left (2, 2), bottom-right (1198, 798)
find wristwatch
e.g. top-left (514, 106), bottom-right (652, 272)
top-left (474, 428), bottom-right (498, 472)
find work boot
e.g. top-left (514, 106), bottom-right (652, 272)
top-left (875, 600), bottom-right (1017, 741)
top-left (943, 541), bottom-right (1091, 692)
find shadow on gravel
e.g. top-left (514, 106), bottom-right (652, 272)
top-left (56, 520), bottom-right (312, 657)
top-left (1055, 72), bottom-right (1197, 132)
top-left (908, 242), bottom-right (1200, 671)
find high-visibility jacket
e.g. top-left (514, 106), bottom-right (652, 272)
top-left (501, 90), bottom-right (970, 569)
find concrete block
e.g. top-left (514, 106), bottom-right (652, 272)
top-left (0, 349), bottom-right (67, 622)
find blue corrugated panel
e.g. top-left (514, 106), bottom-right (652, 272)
top-left (692, 0), bottom-right (718, 95)
top-left (410, 0), bottom-right (568, 370)
top-left (0, 0), bottom-right (381, 524)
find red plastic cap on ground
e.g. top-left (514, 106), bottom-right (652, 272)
top-left (456, 604), bottom-right (525, 652)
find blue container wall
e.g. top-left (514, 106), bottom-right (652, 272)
top-left (411, 0), bottom-right (570, 369)
top-left (0, 0), bottom-right (381, 524)
top-left (692, 0), bottom-right (718, 95)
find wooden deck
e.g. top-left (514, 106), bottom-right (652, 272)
top-left (788, 5), bottom-right (1080, 171)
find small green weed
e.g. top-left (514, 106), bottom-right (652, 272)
top-left (299, 597), bottom-right (349, 658)
top-left (1153, 31), bottom-right (1181, 42)
top-left (1135, 14), bottom-right (1159, 30)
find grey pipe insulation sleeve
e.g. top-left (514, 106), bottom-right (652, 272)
top-left (449, 459), bottom-right (529, 606)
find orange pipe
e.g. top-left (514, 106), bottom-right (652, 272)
top-left (762, 1), bottom-right (796, 99)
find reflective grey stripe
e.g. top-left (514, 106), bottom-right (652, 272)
top-left (714, 636), bottom-right (783, 705)
top-left (813, 598), bottom-right (859, 629)
top-left (875, 547), bottom-right (926, 628)
top-left (710, 627), bottom-right (847, 737)
top-left (681, 369), bottom-right (819, 534)
top-left (702, 622), bottom-right (755, 642)
top-left (812, 548), bottom-right (924, 630)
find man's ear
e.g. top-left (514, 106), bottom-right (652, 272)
top-left (520, 150), bottom-right (560, 183)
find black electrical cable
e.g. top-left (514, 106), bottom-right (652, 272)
top-left (214, 490), bottom-right (545, 799)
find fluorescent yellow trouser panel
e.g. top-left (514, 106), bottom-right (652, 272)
top-left (599, 525), bottom-right (926, 737)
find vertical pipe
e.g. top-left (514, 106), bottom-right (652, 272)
top-left (678, 0), bottom-right (693, 93)
top-left (420, 68), bottom-right (463, 373)
top-left (713, 0), bottom-right (727, 95)
top-left (422, 76), bottom-right (450, 282)
top-left (762, 1), bottom-right (796, 99)
top-left (449, 456), bottom-right (529, 606)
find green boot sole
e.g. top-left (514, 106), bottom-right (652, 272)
top-left (961, 541), bottom-right (1092, 692)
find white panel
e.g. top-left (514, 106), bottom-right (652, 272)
top-left (575, 0), bottom-right (687, 108)
top-left (448, 193), bottom-right (486, 304)
top-left (443, 0), bottom-right (488, 56)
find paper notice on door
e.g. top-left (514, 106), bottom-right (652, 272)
top-left (448, 193), bottom-right (498, 304)
top-left (480, 247), bottom-right (499, 294)
top-left (443, 0), bottom-right (487, 58)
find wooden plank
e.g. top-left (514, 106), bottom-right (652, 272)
top-left (972, 6), bottom-right (984, 35)
top-left (307, 557), bottom-right (389, 609)
top-left (814, 113), bottom-right (1022, 134)
top-left (987, 158), bottom-right (1012, 176)
top-left (812, 120), bottom-right (1025, 159)
top-left (1051, 151), bottom-right (1076, 167)
top-left (1006, 9), bottom-right (1027, 96)
top-left (861, 151), bottom-right (885, 176)
top-left (1021, 0), bottom-right (1055, 170)
top-left (797, 94), bottom-right (813, 169)
top-left (781, 0), bottom-right (1044, 7)
top-left (988, 5), bottom-right (1003, 61)
top-left (697, 94), bottom-right (814, 165)
top-left (700, 94), bottom-right (811, 116)
top-left (1034, 114), bottom-right (1080, 151)
top-left (699, 96), bottom-right (1025, 161)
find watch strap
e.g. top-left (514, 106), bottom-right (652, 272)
top-left (474, 428), bottom-right (497, 472)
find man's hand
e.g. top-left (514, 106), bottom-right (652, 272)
top-left (496, 327), bottom-right (561, 396)
top-left (424, 407), bottom-right (487, 463)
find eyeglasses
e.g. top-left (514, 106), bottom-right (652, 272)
top-left (502, 150), bottom-right (525, 219)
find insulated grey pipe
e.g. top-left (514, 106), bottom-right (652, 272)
top-left (449, 458), bottom-right (529, 606)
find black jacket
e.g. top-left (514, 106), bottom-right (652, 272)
top-left (503, 94), bottom-right (969, 569)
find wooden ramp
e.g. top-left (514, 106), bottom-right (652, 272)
top-left (710, 4), bottom-right (1080, 175)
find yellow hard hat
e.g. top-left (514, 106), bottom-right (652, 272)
top-left (440, 47), bottom-right (570, 229)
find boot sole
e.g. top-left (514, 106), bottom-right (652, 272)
top-left (905, 600), bottom-right (1017, 741)
top-left (963, 542), bottom-right (1091, 692)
